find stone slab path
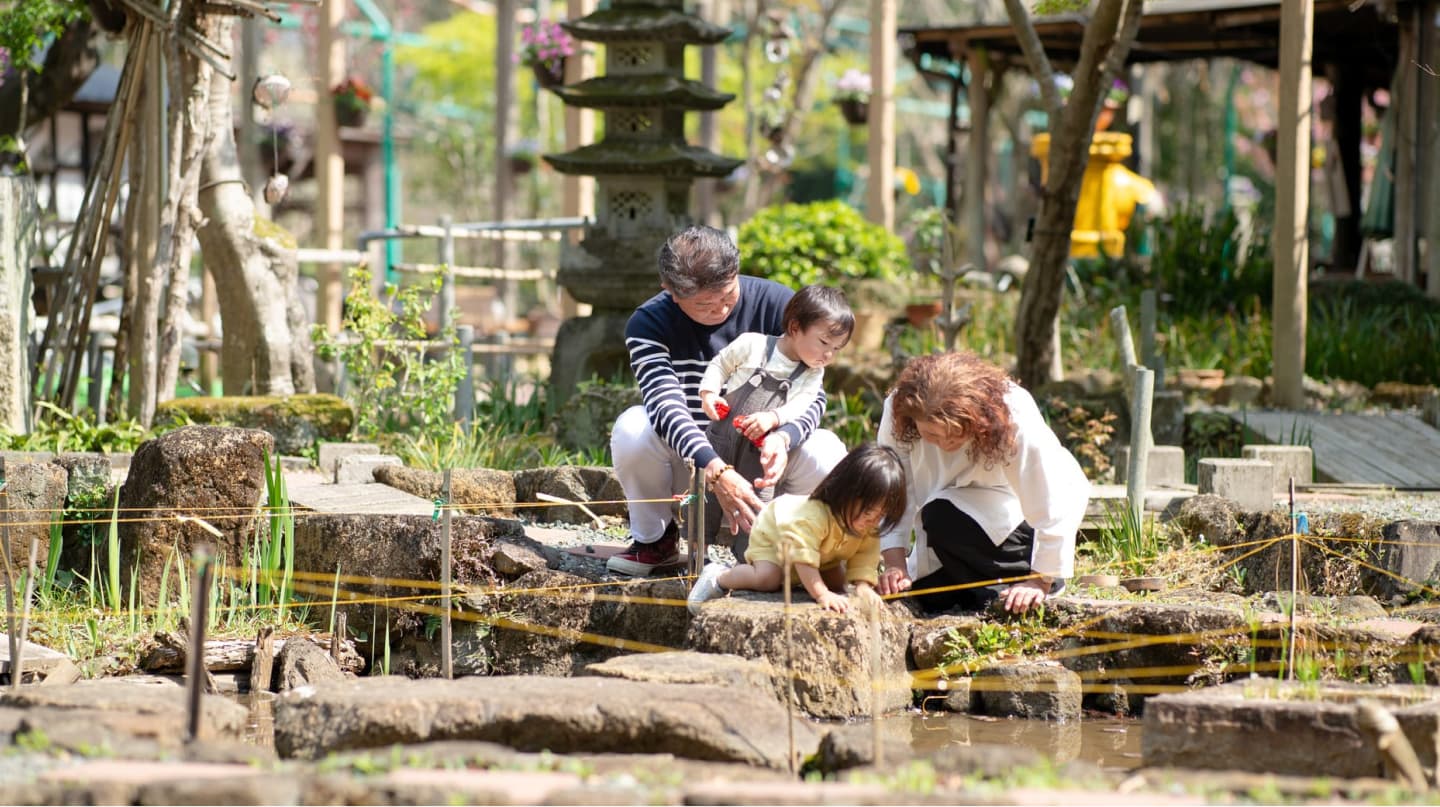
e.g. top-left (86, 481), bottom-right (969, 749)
top-left (0, 633), bottom-right (70, 678)
top-left (286, 471), bottom-right (433, 516)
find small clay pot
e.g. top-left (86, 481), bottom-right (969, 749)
top-left (1075, 573), bottom-right (1121, 588)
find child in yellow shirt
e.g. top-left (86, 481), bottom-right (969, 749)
top-left (687, 443), bottom-right (906, 614)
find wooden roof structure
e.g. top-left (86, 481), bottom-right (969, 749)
top-left (903, 0), bottom-right (1404, 91)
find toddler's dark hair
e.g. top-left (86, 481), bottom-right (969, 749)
top-left (782, 285), bottom-right (854, 340)
top-left (810, 443), bottom-right (906, 535)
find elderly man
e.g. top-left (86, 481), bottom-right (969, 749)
top-left (607, 225), bottom-right (848, 576)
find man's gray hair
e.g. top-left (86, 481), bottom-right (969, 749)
top-left (656, 225), bottom-right (740, 298)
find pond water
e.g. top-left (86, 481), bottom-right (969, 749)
top-left (237, 693), bottom-right (1141, 772)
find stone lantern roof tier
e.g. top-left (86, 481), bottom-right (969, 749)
top-left (553, 76), bottom-right (735, 110)
top-left (562, 7), bottom-right (731, 45)
top-left (545, 141), bottom-right (743, 178)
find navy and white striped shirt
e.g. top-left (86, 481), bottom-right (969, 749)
top-left (625, 275), bottom-right (826, 469)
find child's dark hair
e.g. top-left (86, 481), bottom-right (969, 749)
top-left (809, 443), bottom-right (907, 535)
top-left (782, 285), bottom-right (854, 340)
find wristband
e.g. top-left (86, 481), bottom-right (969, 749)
top-left (706, 464), bottom-right (733, 486)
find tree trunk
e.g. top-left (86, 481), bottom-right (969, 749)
top-left (195, 16), bottom-right (314, 396)
top-left (127, 52), bottom-right (165, 422)
top-left (1007, 0), bottom-right (1144, 390)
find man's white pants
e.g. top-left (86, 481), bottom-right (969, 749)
top-left (610, 405), bottom-right (849, 543)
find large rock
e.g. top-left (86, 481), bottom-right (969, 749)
top-left (1366, 520), bottom-right (1440, 599)
top-left (118, 427), bottom-right (272, 605)
top-left (0, 678), bottom-right (248, 743)
top-left (276, 638), bottom-right (349, 692)
top-left (512, 466), bottom-right (627, 522)
top-left (374, 466), bottom-right (517, 518)
top-left (581, 651), bottom-right (783, 704)
top-left (0, 458), bottom-right (64, 577)
top-left (686, 594), bottom-right (912, 719)
top-left (489, 569), bottom-right (596, 676)
top-left (972, 661), bottom-right (1081, 720)
top-left (272, 675), bottom-right (819, 769)
top-left (1143, 679), bottom-right (1440, 778)
top-left (909, 615), bottom-right (983, 672)
top-left (294, 513), bottom-right (517, 651)
top-left (52, 452), bottom-right (116, 576)
top-left (154, 394), bottom-right (353, 455)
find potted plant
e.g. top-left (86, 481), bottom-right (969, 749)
top-left (507, 139), bottom-right (540, 176)
top-left (520, 19), bottom-right (575, 90)
top-left (902, 206), bottom-right (964, 327)
top-left (834, 68), bottom-right (871, 126)
top-left (1097, 78), bottom-right (1128, 131)
top-left (331, 76), bottom-right (381, 128)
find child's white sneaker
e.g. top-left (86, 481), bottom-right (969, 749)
top-left (688, 562), bottom-right (730, 615)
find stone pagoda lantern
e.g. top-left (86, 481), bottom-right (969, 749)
top-left (545, 0), bottom-right (743, 401)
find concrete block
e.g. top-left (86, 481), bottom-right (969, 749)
top-left (1115, 445), bottom-right (1186, 488)
top-left (280, 455), bottom-right (312, 472)
top-left (1197, 458), bottom-right (1274, 511)
top-left (334, 453), bottom-right (401, 484)
top-left (1150, 391), bottom-right (1185, 447)
top-left (319, 442), bottom-right (379, 478)
top-left (1424, 390), bottom-right (1439, 430)
top-left (1241, 445), bottom-right (1313, 491)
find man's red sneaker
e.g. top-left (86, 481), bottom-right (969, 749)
top-left (606, 522), bottom-right (682, 576)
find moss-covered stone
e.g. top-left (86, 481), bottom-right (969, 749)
top-left (155, 394), bottom-right (353, 455)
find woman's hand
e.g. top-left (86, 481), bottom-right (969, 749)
top-left (757, 431), bottom-right (790, 491)
top-left (877, 566), bottom-right (911, 596)
top-left (709, 464), bottom-right (762, 534)
top-left (1000, 578), bottom-right (1052, 614)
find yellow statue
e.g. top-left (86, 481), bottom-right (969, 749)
top-left (1031, 131), bottom-right (1163, 259)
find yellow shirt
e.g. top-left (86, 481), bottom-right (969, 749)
top-left (744, 495), bottom-right (882, 585)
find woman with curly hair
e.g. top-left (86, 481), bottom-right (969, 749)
top-left (875, 352), bottom-right (1090, 614)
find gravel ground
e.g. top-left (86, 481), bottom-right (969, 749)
top-left (1290, 491), bottom-right (1440, 525)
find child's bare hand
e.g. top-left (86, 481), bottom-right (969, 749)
top-left (817, 590), bottom-right (849, 613)
top-left (701, 393), bottom-right (730, 421)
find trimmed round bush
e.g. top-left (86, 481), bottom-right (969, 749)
top-left (737, 200), bottom-right (908, 289)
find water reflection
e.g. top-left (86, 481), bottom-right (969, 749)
top-left (884, 710), bottom-right (1142, 772)
top-left (237, 693), bottom-right (275, 748)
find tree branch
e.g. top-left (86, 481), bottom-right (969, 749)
top-left (1002, 0), bottom-right (1061, 119)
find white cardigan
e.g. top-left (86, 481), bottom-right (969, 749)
top-left (877, 385), bottom-right (1090, 580)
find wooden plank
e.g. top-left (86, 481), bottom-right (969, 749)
top-left (1235, 411), bottom-right (1440, 487)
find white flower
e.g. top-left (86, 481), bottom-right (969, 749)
top-left (835, 68), bottom-right (872, 101)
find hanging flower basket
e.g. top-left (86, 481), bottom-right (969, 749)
top-left (331, 76), bottom-right (380, 129)
top-left (532, 58), bottom-right (566, 89)
top-left (838, 98), bottom-right (869, 126)
top-left (510, 154), bottom-right (536, 175)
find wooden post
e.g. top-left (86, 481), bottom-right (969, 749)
top-left (868, 592), bottom-right (883, 769)
top-left (561, 0), bottom-right (597, 318)
top-left (1109, 305), bottom-right (1138, 402)
top-left (186, 546), bottom-right (214, 743)
top-left (696, 0), bottom-right (728, 226)
top-left (1421, 0), bottom-right (1440, 299)
top-left (1127, 367), bottom-right (1154, 529)
top-left (439, 216), bottom-right (456, 333)
top-left (441, 468), bottom-right (453, 680)
top-left (1139, 289), bottom-right (1157, 374)
top-left (781, 539), bottom-right (796, 775)
top-left (250, 626), bottom-right (275, 694)
top-left (965, 47), bottom-right (990, 273)
top-left (454, 325), bottom-right (475, 427)
top-left (1394, 11), bottom-right (1419, 285)
top-left (1, 458), bottom-right (17, 692)
top-left (314, 0), bottom-right (347, 334)
top-left (689, 463), bottom-right (707, 580)
top-left (1272, 0), bottom-right (1312, 409)
top-left (12, 537), bottom-right (37, 688)
top-left (494, 0), bottom-right (517, 314)
top-left (866, 0), bottom-right (896, 230)
top-left (332, 612), bottom-right (346, 666)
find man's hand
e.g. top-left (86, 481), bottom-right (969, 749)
top-left (710, 464), bottom-right (762, 534)
top-left (1000, 578), bottom-right (1052, 614)
top-left (757, 431), bottom-right (790, 490)
top-left (738, 410), bottom-right (779, 441)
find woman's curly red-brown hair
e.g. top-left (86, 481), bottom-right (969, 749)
top-left (888, 352), bottom-right (1017, 468)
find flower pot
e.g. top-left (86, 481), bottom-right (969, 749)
top-left (509, 155), bottom-right (536, 176)
top-left (532, 58), bottom-right (566, 90)
top-left (838, 98), bottom-right (868, 126)
top-left (1121, 576), bottom-right (1164, 593)
top-left (334, 100), bottom-right (367, 128)
top-left (1075, 573), bottom-right (1120, 588)
top-left (905, 300), bottom-right (942, 328)
top-left (1176, 368), bottom-right (1226, 391)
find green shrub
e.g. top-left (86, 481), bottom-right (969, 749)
top-left (737, 200), bottom-right (908, 291)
